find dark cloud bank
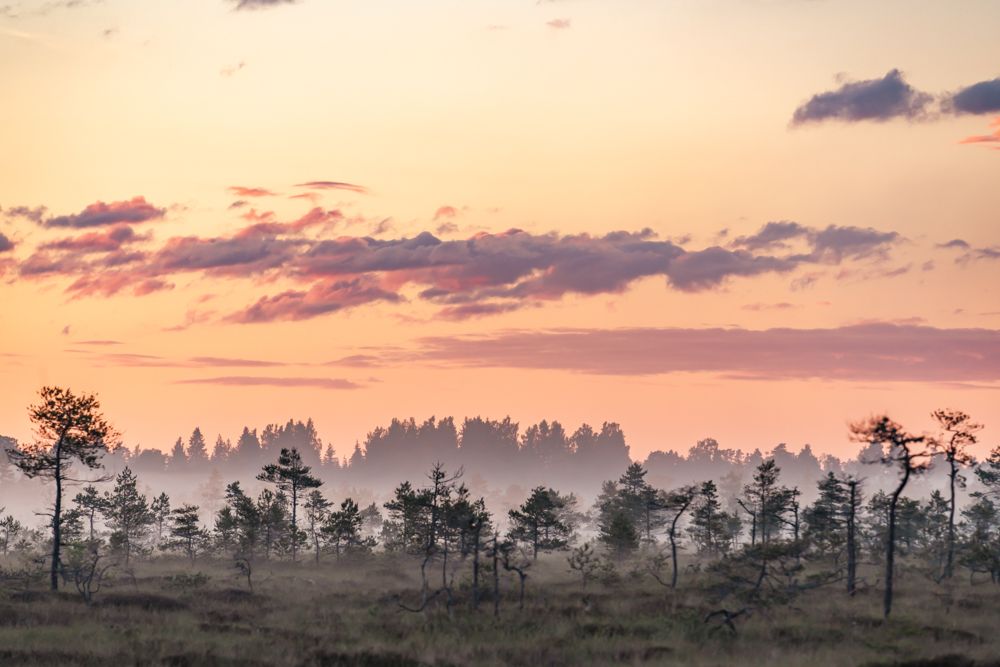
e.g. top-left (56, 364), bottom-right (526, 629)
top-left (793, 70), bottom-right (1000, 124)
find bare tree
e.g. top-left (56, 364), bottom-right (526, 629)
top-left (851, 415), bottom-right (930, 618)
top-left (64, 542), bottom-right (116, 605)
top-left (5, 387), bottom-right (116, 591)
top-left (499, 541), bottom-right (532, 610)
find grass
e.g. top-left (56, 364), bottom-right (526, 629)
top-left (1, 554), bottom-right (999, 666)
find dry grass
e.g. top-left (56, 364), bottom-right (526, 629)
top-left (0, 554), bottom-right (998, 666)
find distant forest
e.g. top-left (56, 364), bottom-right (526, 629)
top-left (1, 387), bottom-right (997, 626)
top-left (0, 413), bottom-right (986, 518)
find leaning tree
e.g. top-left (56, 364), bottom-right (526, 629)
top-left (5, 387), bottom-right (117, 591)
top-left (851, 415), bottom-right (930, 618)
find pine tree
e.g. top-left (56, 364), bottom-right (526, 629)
top-left (257, 448), bottom-right (322, 561)
top-left (324, 498), bottom-right (369, 557)
top-left (73, 485), bottom-right (106, 543)
top-left (507, 487), bottom-right (577, 560)
top-left (803, 473), bottom-right (849, 558)
top-left (187, 427), bottom-right (209, 468)
top-left (151, 492), bottom-right (171, 545)
top-left (931, 409), bottom-right (981, 579)
top-left (5, 386), bottom-right (116, 590)
top-left (168, 437), bottom-right (187, 472)
top-left (303, 489), bottom-right (332, 563)
top-left (600, 510), bottom-right (639, 558)
top-left (211, 435), bottom-right (232, 463)
top-left (0, 515), bottom-right (24, 556)
top-left (101, 466), bottom-right (153, 566)
top-left (167, 504), bottom-right (205, 561)
top-left (688, 480), bottom-right (728, 556)
top-left (256, 488), bottom-right (290, 560)
top-left (382, 481), bottom-right (430, 552)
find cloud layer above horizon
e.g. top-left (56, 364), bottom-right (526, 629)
top-left (1, 196), bottom-right (913, 324)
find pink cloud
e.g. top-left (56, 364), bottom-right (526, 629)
top-left (959, 116), bottom-right (1000, 146)
top-left (228, 186), bottom-right (276, 197)
top-left (228, 277), bottom-right (402, 323)
top-left (45, 197), bottom-right (166, 228)
top-left (434, 205), bottom-right (458, 221)
top-left (40, 224), bottom-right (146, 254)
top-left (412, 324), bottom-right (1000, 382)
top-left (175, 376), bottom-right (362, 390)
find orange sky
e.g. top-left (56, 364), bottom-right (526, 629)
top-left (1, 0), bottom-right (998, 460)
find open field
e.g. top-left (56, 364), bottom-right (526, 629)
top-left (1, 555), bottom-right (998, 667)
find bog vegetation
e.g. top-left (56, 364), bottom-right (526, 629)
top-left (1, 387), bottom-right (999, 666)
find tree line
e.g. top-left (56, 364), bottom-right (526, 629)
top-left (1, 387), bottom-right (997, 621)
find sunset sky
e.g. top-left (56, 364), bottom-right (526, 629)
top-left (1, 0), bottom-right (998, 461)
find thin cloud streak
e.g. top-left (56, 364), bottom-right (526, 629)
top-left (175, 376), bottom-right (362, 389)
top-left (410, 324), bottom-right (1000, 382)
top-left (294, 181), bottom-right (368, 194)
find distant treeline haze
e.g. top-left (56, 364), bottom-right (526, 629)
top-left (1, 387), bottom-right (997, 620)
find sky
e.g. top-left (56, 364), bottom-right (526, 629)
top-left (1, 0), bottom-right (998, 461)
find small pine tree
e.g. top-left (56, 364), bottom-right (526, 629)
top-left (600, 510), bottom-right (639, 559)
top-left (167, 504), bottom-right (205, 561)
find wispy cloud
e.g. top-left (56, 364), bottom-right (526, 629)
top-left (228, 0), bottom-right (296, 10)
top-left (410, 324), bottom-right (1000, 382)
top-left (221, 61), bottom-right (246, 77)
top-left (228, 186), bottom-right (274, 197)
top-left (294, 181), bottom-right (368, 194)
top-left (176, 376), bottom-right (361, 389)
top-left (959, 116), bottom-right (1000, 150)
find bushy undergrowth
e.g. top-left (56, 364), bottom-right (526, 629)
top-left (0, 553), bottom-right (998, 666)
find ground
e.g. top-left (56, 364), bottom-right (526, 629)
top-left (0, 554), bottom-right (997, 666)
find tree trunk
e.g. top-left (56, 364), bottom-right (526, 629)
top-left (472, 529), bottom-right (480, 611)
top-left (291, 485), bottom-right (298, 562)
top-left (492, 533), bottom-right (500, 618)
top-left (946, 459), bottom-right (957, 579)
top-left (885, 467), bottom-right (911, 618)
top-left (51, 454), bottom-right (62, 591)
top-left (669, 527), bottom-right (679, 589)
top-left (846, 482), bottom-right (857, 596)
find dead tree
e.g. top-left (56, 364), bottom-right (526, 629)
top-left (73, 549), bottom-right (117, 605)
top-left (234, 555), bottom-right (254, 591)
top-left (705, 607), bottom-right (750, 635)
top-left (500, 541), bottom-right (532, 610)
